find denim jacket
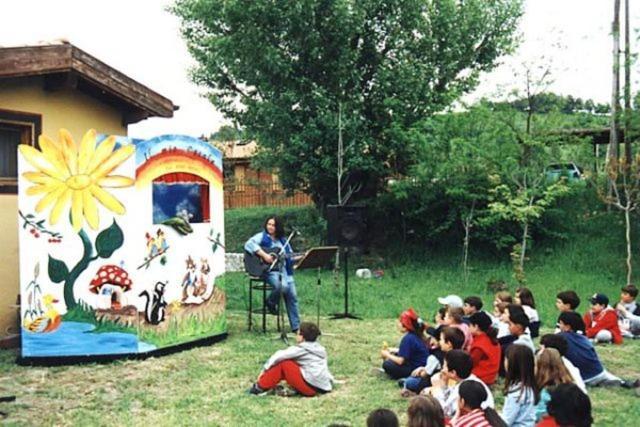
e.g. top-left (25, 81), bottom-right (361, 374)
top-left (501, 384), bottom-right (536, 427)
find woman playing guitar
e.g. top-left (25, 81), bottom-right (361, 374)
top-left (244, 216), bottom-right (303, 333)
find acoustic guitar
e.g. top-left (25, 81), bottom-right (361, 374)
top-left (244, 246), bottom-right (302, 277)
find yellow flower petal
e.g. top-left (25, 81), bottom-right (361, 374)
top-left (83, 189), bottom-right (100, 230)
top-left (71, 190), bottom-right (84, 232)
top-left (98, 175), bottom-right (135, 188)
top-left (26, 183), bottom-right (61, 196)
top-left (59, 129), bottom-right (78, 176)
top-left (35, 186), bottom-right (66, 213)
top-left (38, 135), bottom-right (71, 178)
top-left (50, 188), bottom-right (72, 225)
top-left (18, 145), bottom-right (67, 181)
top-left (86, 136), bottom-right (116, 176)
top-left (90, 144), bottom-right (135, 180)
top-left (22, 172), bottom-right (61, 186)
top-left (77, 129), bottom-right (97, 174)
top-left (90, 185), bottom-right (126, 215)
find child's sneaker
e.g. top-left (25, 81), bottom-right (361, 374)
top-left (246, 383), bottom-right (268, 396)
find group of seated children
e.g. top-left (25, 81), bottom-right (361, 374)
top-left (373, 286), bottom-right (640, 425)
top-left (368, 348), bottom-right (594, 427)
top-left (244, 285), bottom-right (640, 425)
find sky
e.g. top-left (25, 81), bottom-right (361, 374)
top-left (1, 0), bottom-right (638, 139)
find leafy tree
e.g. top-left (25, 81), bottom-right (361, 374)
top-left (210, 125), bottom-right (244, 142)
top-left (172, 0), bottom-right (524, 207)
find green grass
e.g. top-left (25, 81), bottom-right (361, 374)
top-left (2, 211), bottom-right (640, 425)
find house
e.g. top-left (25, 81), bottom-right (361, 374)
top-left (0, 41), bottom-right (177, 342)
top-left (220, 140), bottom-right (312, 209)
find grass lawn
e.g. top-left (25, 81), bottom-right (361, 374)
top-left (2, 212), bottom-right (640, 425)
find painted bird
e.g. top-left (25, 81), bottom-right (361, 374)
top-left (23, 294), bottom-right (61, 333)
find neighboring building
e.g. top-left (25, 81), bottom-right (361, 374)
top-left (0, 41), bottom-right (176, 341)
top-left (221, 140), bottom-right (312, 209)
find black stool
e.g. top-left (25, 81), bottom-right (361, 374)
top-left (248, 276), bottom-right (285, 333)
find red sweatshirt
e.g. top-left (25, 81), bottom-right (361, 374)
top-left (469, 332), bottom-right (501, 385)
top-left (583, 307), bottom-right (623, 344)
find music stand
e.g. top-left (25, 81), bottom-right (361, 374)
top-left (294, 246), bottom-right (339, 328)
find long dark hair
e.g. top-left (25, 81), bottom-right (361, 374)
top-left (468, 311), bottom-right (498, 345)
top-left (458, 381), bottom-right (506, 427)
top-left (516, 287), bottom-right (536, 309)
top-left (263, 216), bottom-right (285, 239)
top-left (504, 345), bottom-right (539, 404)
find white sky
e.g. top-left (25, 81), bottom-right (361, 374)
top-left (1, 0), bottom-right (638, 139)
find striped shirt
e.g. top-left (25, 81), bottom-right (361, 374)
top-left (451, 409), bottom-right (491, 427)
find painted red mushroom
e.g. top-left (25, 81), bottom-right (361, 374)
top-left (89, 265), bottom-right (133, 309)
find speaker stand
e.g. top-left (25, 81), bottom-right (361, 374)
top-left (331, 247), bottom-right (361, 320)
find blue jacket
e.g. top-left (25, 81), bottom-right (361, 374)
top-left (560, 331), bottom-right (604, 381)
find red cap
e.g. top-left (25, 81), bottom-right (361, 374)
top-left (400, 308), bottom-right (418, 332)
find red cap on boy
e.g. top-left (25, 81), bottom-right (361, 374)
top-left (400, 308), bottom-right (418, 332)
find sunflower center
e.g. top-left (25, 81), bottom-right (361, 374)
top-left (66, 174), bottom-right (92, 190)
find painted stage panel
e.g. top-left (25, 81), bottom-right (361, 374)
top-left (18, 130), bottom-right (226, 360)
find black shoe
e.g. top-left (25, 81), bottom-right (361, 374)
top-left (622, 379), bottom-right (640, 389)
top-left (247, 383), bottom-right (267, 396)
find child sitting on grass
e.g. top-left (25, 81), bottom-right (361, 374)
top-left (501, 345), bottom-right (539, 427)
top-left (380, 308), bottom-right (429, 380)
top-left (555, 290), bottom-right (582, 333)
top-left (452, 380), bottom-right (507, 427)
top-left (536, 383), bottom-right (593, 427)
top-left (538, 334), bottom-right (587, 393)
top-left (424, 350), bottom-right (495, 420)
top-left (445, 307), bottom-right (473, 351)
top-left (403, 327), bottom-right (465, 395)
top-left (558, 312), bottom-right (637, 388)
top-left (468, 312), bottom-right (501, 386)
top-left (534, 347), bottom-right (575, 422)
top-left (616, 284), bottom-right (640, 338)
top-left (507, 305), bottom-right (535, 352)
top-left (515, 287), bottom-right (540, 338)
top-left (247, 322), bottom-right (333, 396)
top-left (583, 293), bottom-right (622, 344)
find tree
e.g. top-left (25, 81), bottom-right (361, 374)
top-left (172, 0), bottom-right (524, 208)
top-left (597, 157), bottom-right (640, 285)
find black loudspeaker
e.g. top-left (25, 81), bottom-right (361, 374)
top-left (326, 205), bottom-right (367, 247)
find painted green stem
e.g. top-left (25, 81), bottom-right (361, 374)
top-left (63, 229), bottom-right (95, 309)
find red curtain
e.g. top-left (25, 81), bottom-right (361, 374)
top-left (200, 183), bottom-right (210, 222)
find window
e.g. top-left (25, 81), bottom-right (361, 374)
top-left (152, 173), bottom-right (210, 224)
top-left (0, 109), bottom-right (42, 194)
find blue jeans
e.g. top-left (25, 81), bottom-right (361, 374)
top-left (404, 376), bottom-right (431, 393)
top-left (265, 271), bottom-right (300, 332)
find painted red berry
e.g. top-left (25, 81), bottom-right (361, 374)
top-left (30, 229), bottom-right (36, 234)
top-left (34, 233), bottom-right (40, 238)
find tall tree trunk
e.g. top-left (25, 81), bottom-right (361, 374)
top-left (623, 0), bottom-right (632, 162)
top-left (625, 206), bottom-right (632, 284)
top-left (461, 201), bottom-right (476, 283)
top-left (609, 0), bottom-right (621, 163)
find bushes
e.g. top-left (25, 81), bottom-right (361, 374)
top-left (224, 206), bottom-right (326, 252)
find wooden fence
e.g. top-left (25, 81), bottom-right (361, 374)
top-left (223, 180), bottom-right (312, 209)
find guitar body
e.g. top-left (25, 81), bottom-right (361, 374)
top-left (244, 246), bottom-right (302, 277)
top-left (244, 246), bottom-right (280, 277)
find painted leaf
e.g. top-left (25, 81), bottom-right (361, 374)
top-left (96, 220), bottom-right (124, 258)
top-left (48, 255), bottom-right (69, 283)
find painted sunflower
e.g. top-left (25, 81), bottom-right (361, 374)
top-left (19, 129), bottom-right (135, 232)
